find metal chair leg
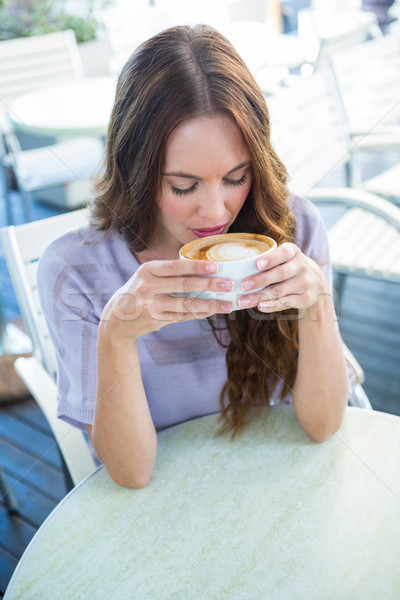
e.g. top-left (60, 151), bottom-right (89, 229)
top-left (20, 188), bottom-right (33, 223)
top-left (333, 272), bottom-right (347, 316)
top-left (0, 467), bottom-right (18, 514)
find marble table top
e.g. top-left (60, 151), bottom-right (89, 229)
top-left (8, 76), bottom-right (116, 137)
top-left (5, 405), bottom-right (400, 599)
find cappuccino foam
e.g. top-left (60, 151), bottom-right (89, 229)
top-left (180, 233), bottom-right (273, 262)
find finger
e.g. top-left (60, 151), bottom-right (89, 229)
top-left (137, 274), bottom-right (234, 296)
top-left (236, 280), bottom-right (304, 310)
top-left (255, 243), bottom-right (299, 272)
top-left (257, 294), bottom-right (309, 312)
top-left (144, 259), bottom-right (219, 277)
top-left (138, 260), bottom-right (234, 295)
top-left (174, 275), bottom-right (234, 295)
top-left (152, 294), bottom-right (234, 316)
top-left (241, 259), bottom-right (298, 291)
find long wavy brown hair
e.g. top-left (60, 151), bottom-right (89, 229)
top-left (92, 24), bottom-right (299, 436)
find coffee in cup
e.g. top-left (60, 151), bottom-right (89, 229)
top-left (179, 232), bottom-right (277, 309)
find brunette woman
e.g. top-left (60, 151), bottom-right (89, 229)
top-left (38, 24), bottom-right (349, 488)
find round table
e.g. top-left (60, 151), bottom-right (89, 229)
top-left (8, 76), bottom-right (117, 138)
top-left (4, 406), bottom-right (400, 599)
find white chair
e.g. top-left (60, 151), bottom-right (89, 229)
top-left (0, 30), bottom-right (84, 106)
top-left (327, 33), bottom-right (400, 201)
top-left (297, 6), bottom-right (380, 67)
top-left (219, 20), bottom-right (306, 93)
top-left (0, 30), bottom-right (104, 223)
top-left (328, 33), bottom-right (400, 138)
top-left (227, 0), bottom-right (282, 31)
top-left (0, 209), bottom-right (97, 488)
top-left (2, 130), bottom-right (104, 221)
top-left (268, 70), bottom-right (400, 288)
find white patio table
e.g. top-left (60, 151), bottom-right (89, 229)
top-left (4, 405), bottom-right (400, 599)
top-left (7, 76), bottom-right (117, 138)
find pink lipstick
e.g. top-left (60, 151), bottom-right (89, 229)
top-left (190, 224), bottom-right (227, 238)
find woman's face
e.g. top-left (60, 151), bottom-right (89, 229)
top-left (150, 113), bottom-right (253, 259)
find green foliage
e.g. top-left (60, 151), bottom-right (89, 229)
top-left (0, 0), bottom-right (111, 43)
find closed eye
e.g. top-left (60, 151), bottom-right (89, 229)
top-left (171, 183), bottom-right (198, 196)
top-left (225, 174), bottom-right (248, 187)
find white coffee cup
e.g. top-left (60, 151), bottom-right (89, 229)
top-left (179, 232), bottom-right (277, 310)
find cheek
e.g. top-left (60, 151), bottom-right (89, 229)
top-left (159, 194), bottom-right (193, 222)
top-left (233, 183), bottom-right (252, 210)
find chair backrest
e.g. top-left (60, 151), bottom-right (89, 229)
top-left (0, 208), bottom-right (89, 376)
top-left (297, 7), bottom-right (379, 65)
top-left (0, 30), bottom-right (84, 106)
top-left (329, 33), bottom-right (400, 135)
top-left (267, 69), bottom-right (351, 197)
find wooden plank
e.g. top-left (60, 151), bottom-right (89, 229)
top-left (0, 546), bottom-right (19, 598)
top-left (0, 505), bottom-right (36, 560)
top-left (0, 469), bottom-right (56, 528)
top-left (0, 413), bottom-right (61, 468)
top-left (6, 399), bottom-right (52, 436)
top-left (340, 317), bottom-right (400, 350)
top-left (0, 438), bottom-right (66, 502)
top-left (344, 341), bottom-right (400, 379)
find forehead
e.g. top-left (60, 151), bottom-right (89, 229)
top-left (164, 114), bottom-right (251, 171)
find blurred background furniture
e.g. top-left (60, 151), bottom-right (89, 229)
top-left (0, 30), bottom-right (106, 221)
top-left (327, 32), bottom-right (400, 202)
top-left (8, 76), bottom-right (116, 139)
top-left (0, 30), bottom-right (84, 109)
top-left (297, 5), bottom-right (381, 69)
top-left (2, 132), bottom-right (104, 221)
top-left (328, 33), bottom-right (400, 138)
top-left (219, 20), bottom-right (306, 92)
top-left (0, 209), bottom-right (97, 489)
top-left (268, 70), bottom-right (400, 304)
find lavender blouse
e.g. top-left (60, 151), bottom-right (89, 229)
top-left (38, 195), bottom-right (342, 432)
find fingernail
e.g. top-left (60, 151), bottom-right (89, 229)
top-left (217, 280), bottom-right (234, 292)
top-left (238, 296), bottom-right (250, 308)
top-left (205, 263), bottom-right (218, 273)
top-left (259, 302), bottom-right (268, 310)
top-left (221, 302), bottom-right (233, 312)
top-left (257, 258), bottom-right (268, 270)
top-left (241, 280), bottom-right (254, 291)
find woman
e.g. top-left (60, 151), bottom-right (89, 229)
top-left (38, 24), bottom-right (349, 488)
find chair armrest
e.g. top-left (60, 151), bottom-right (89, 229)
top-left (343, 343), bottom-right (364, 385)
top-left (352, 129), bottom-right (400, 152)
top-left (306, 186), bottom-right (400, 231)
top-left (14, 356), bottom-right (97, 485)
top-left (342, 344), bottom-right (373, 411)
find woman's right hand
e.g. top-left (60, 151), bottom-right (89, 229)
top-left (100, 259), bottom-right (234, 340)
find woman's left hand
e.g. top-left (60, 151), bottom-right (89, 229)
top-left (237, 243), bottom-right (329, 312)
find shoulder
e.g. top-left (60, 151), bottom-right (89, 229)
top-left (288, 194), bottom-right (325, 233)
top-left (287, 193), bottom-right (332, 289)
top-left (38, 225), bottom-right (138, 306)
top-left (38, 226), bottom-right (135, 281)
top-left (287, 194), bottom-right (329, 257)
top-left (39, 227), bottom-right (119, 269)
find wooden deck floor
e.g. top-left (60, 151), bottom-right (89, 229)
top-left (0, 399), bottom-right (68, 597)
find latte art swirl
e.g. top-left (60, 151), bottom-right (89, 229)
top-left (205, 241), bottom-right (266, 261)
top-left (180, 233), bottom-right (274, 262)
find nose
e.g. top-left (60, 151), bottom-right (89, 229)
top-left (197, 186), bottom-right (227, 222)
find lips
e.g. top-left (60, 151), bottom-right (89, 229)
top-left (190, 224), bottom-right (227, 238)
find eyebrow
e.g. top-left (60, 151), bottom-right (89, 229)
top-left (163, 161), bottom-right (251, 180)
